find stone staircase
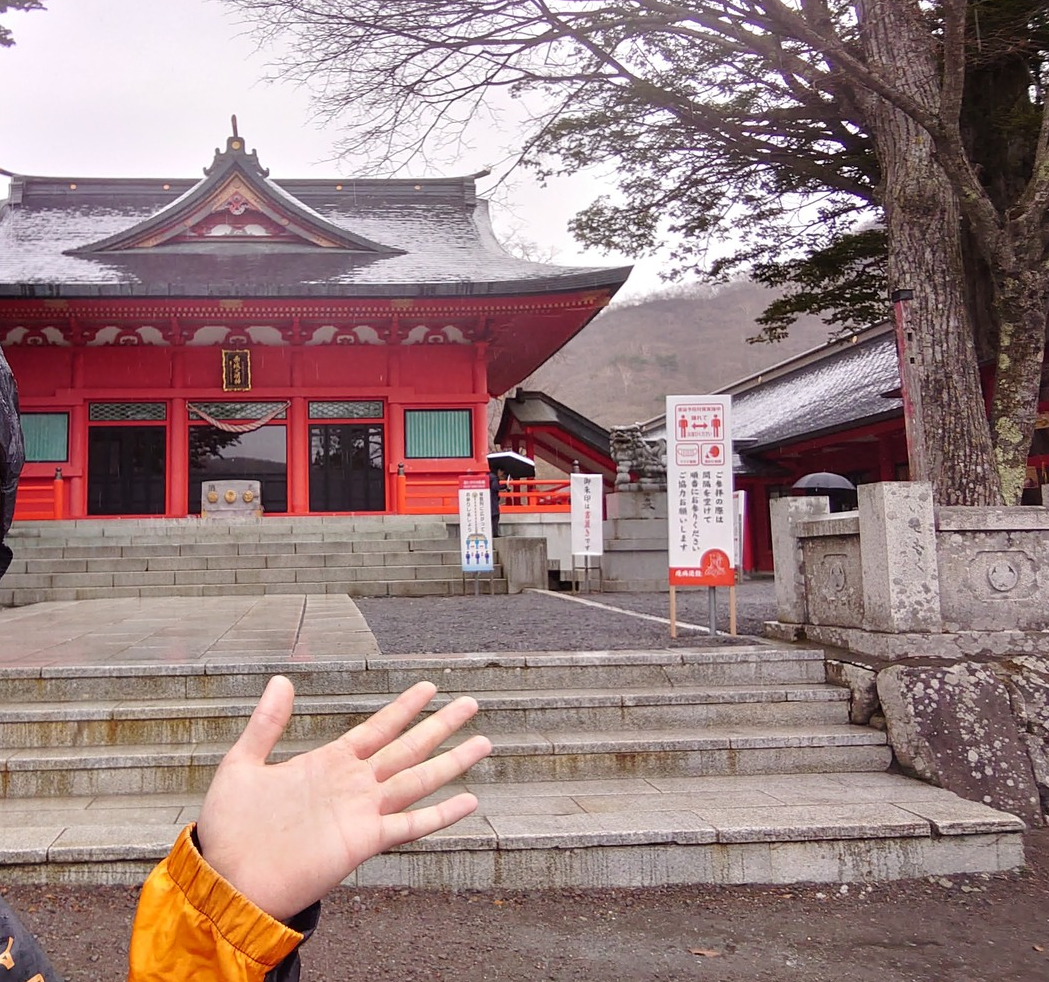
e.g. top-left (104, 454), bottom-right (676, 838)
top-left (0, 641), bottom-right (1024, 888)
top-left (0, 517), bottom-right (504, 605)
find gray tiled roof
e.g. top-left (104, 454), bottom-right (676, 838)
top-left (728, 330), bottom-right (902, 449)
top-left (641, 327), bottom-right (902, 454)
top-left (0, 174), bottom-right (631, 298)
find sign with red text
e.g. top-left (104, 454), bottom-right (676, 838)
top-left (458, 475), bottom-right (494, 572)
top-left (667, 395), bottom-right (735, 587)
top-left (570, 473), bottom-right (604, 556)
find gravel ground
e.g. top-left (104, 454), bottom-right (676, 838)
top-left (12, 577), bottom-right (1049, 980)
top-left (7, 827), bottom-right (1049, 982)
top-left (355, 579), bottom-right (777, 653)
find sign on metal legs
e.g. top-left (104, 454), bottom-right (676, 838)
top-left (666, 395), bottom-right (735, 637)
top-left (570, 472), bottom-right (603, 592)
top-left (458, 475), bottom-right (494, 593)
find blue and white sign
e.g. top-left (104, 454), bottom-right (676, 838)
top-left (458, 476), bottom-right (494, 572)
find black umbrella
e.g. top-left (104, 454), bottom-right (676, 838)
top-left (0, 543), bottom-right (12, 582)
top-left (792, 471), bottom-right (856, 492)
top-left (486, 450), bottom-right (536, 479)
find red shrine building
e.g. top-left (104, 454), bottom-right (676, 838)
top-left (0, 130), bottom-right (630, 521)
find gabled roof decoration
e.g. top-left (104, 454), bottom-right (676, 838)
top-left (67, 120), bottom-right (403, 257)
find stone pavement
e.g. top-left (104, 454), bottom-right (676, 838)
top-left (0, 592), bottom-right (1027, 888)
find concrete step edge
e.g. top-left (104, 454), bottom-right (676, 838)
top-left (0, 650), bottom-right (831, 682)
top-left (2, 726), bottom-right (889, 769)
top-left (0, 803), bottom-right (1025, 886)
top-left (0, 685), bottom-right (850, 722)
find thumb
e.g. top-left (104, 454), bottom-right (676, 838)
top-left (230, 674), bottom-right (295, 764)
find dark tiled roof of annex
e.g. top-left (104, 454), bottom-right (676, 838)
top-left (0, 129), bottom-right (631, 300)
top-left (637, 323), bottom-right (902, 457)
top-left (724, 323), bottom-right (902, 449)
top-left (497, 389), bottom-right (612, 456)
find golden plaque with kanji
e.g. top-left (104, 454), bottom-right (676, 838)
top-left (221, 349), bottom-right (251, 392)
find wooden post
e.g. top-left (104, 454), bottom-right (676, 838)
top-left (395, 463), bottom-right (408, 513)
top-left (52, 468), bottom-right (65, 519)
top-left (729, 584), bottom-right (737, 636)
top-left (669, 585), bottom-right (678, 639)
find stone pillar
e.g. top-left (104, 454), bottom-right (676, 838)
top-left (1041, 484), bottom-right (1049, 506)
top-left (769, 495), bottom-right (830, 624)
top-left (858, 481), bottom-right (941, 633)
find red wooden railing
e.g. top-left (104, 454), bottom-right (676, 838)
top-left (11, 471), bottom-right (65, 521)
top-left (399, 475), bottom-right (571, 515)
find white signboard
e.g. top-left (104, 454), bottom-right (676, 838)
top-left (458, 476), bottom-right (494, 573)
top-left (570, 473), bottom-right (604, 556)
top-left (666, 395), bottom-right (735, 587)
top-left (733, 489), bottom-right (747, 572)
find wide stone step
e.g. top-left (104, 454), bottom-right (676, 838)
top-left (0, 725), bottom-right (891, 797)
top-left (5, 545), bottom-right (463, 566)
top-left (0, 773), bottom-right (1023, 888)
top-left (0, 648), bottom-right (830, 702)
top-left (2, 560), bottom-right (481, 587)
top-left (7, 518), bottom-right (451, 541)
top-left (0, 684), bottom-right (852, 748)
top-left (0, 578), bottom-right (507, 605)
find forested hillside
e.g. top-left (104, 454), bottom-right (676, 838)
top-left (523, 280), bottom-right (837, 426)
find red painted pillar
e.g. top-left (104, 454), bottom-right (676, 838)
top-left (472, 343), bottom-right (489, 464)
top-left (878, 435), bottom-right (895, 481)
top-left (386, 347), bottom-right (405, 513)
top-left (169, 398), bottom-right (189, 516)
top-left (169, 350), bottom-right (189, 516)
top-left (68, 402), bottom-right (87, 518)
top-left (289, 395), bottom-right (309, 515)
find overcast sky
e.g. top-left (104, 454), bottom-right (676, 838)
top-left (0, 0), bottom-right (676, 300)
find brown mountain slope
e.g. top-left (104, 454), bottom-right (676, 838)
top-left (523, 280), bottom-right (836, 426)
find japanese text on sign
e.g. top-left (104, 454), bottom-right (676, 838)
top-left (666, 395), bottom-right (735, 587)
top-left (570, 473), bottom-right (604, 556)
top-left (458, 476), bottom-right (494, 572)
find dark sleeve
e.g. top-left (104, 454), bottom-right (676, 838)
top-left (0, 894), bottom-right (64, 982)
top-left (263, 903), bottom-right (321, 982)
top-left (0, 356), bottom-right (25, 540)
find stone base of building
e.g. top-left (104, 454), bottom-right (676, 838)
top-left (767, 481), bottom-right (1049, 829)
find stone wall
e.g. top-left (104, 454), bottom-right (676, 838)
top-left (769, 482), bottom-right (1049, 658)
top-left (936, 507), bottom-right (1049, 632)
top-left (769, 481), bottom-right (1049, 828)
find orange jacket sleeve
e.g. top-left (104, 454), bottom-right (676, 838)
top-left (127, 825), bottom-right (306, 982)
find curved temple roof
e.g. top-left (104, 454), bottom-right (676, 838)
top-left (0, 131), bottom-right (631, 300)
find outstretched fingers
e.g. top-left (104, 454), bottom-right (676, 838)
top-left (345, 680), bottom-right (440, 760)
top-left (367, 694), bottom-right (481, 783)
top-left (380, 791), bottom-right (482, 849)
top-left (379, 733), bottom-right (492, 814)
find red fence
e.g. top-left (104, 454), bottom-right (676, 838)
top-left (400, 476), bottom-right (570, 515)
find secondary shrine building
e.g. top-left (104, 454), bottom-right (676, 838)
top-left (0, 130), bottom-right (629, 520)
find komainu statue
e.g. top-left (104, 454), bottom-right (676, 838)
top-left (609, 424), bottom-right (667, 490)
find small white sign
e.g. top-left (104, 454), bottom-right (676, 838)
top-left (666, 395), bottom-right (735, 587)
top-left (570, 473), bottom-right (604, 556)
top-left (458, 476), bottom-right (494, 572)
top-left (733, 489), bottom-right (747, 572)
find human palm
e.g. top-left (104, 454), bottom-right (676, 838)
top-left (197, 676), bottom-right (491, 921)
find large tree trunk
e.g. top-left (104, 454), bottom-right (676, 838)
top-left (855, 0), bottom-right (1002, 505)
top-left (990, 268), bottom-right (1049, 504)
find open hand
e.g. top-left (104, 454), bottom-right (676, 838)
top-left (197, 676), bottom-right (491, 921)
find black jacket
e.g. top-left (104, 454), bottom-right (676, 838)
top-left (0, 895), bottom-right (62, 982)
top-left (0, 346), bottom-right (25, 542)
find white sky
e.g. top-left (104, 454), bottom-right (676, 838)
top-left (0, 0), bottom-right (675, 300)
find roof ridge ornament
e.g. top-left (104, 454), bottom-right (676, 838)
top-left (204, 114), bottom-right (270, 178)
